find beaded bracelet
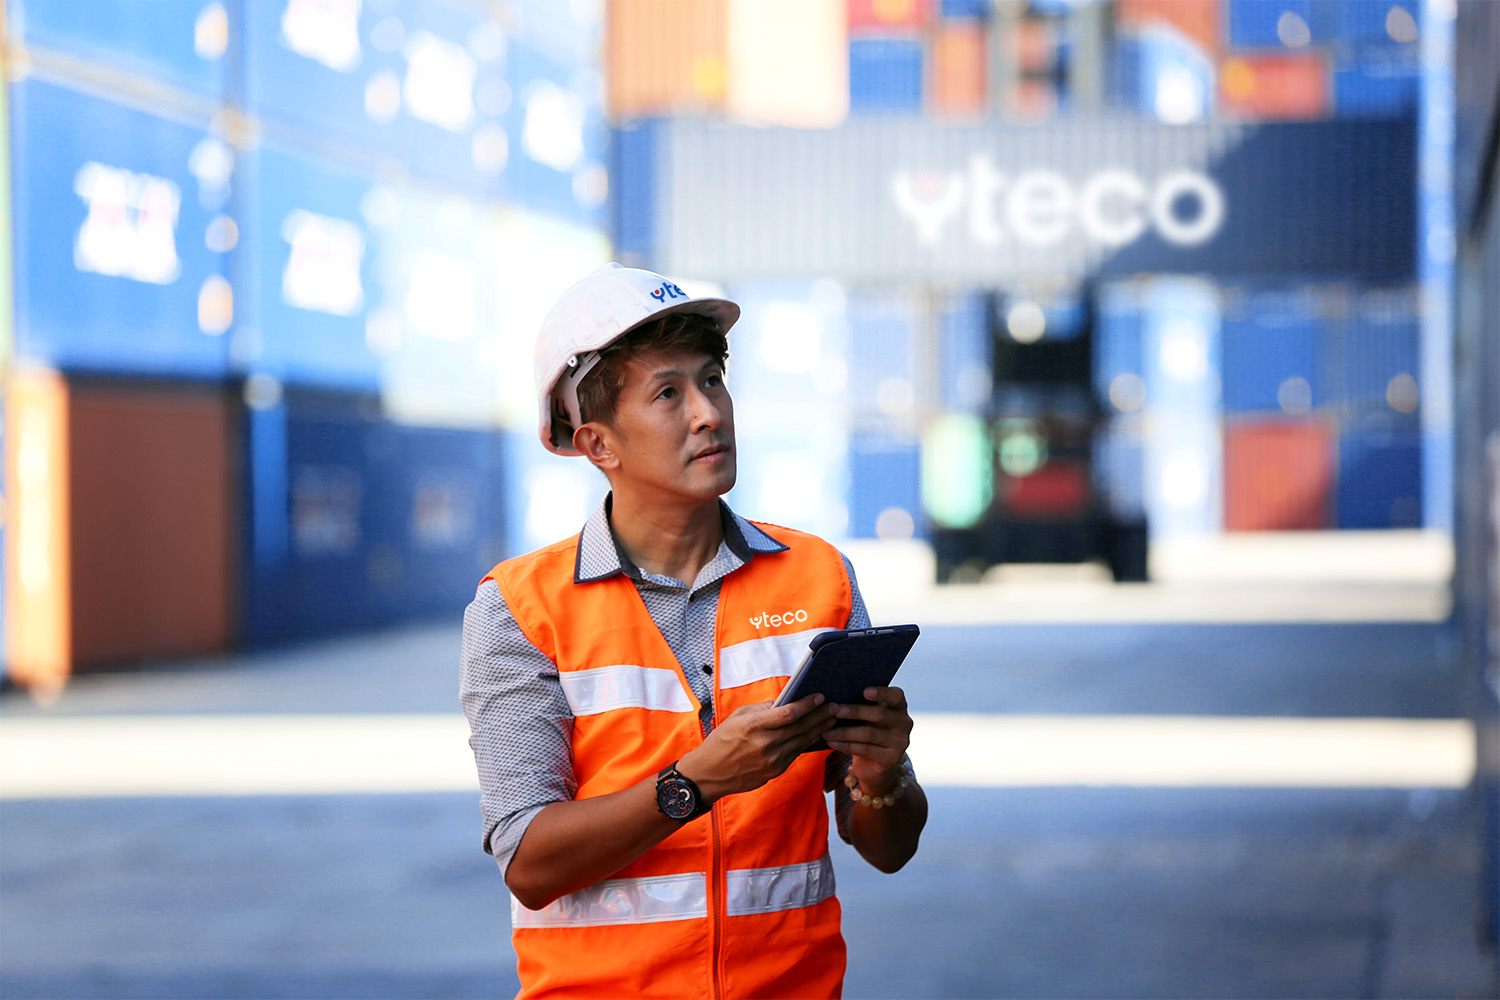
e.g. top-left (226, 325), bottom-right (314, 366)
top-left (843, 754), bottom-right (914, 809)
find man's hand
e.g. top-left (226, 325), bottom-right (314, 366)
top-left (825, 685), bottom-right (913, 795)
top-left (677, 694), bottom-right (837, 803)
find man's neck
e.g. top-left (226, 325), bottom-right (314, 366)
top-left (608, 489), bottom-right (725, 586)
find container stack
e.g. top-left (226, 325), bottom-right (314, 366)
top-left (1113, 0), bottom-right (1422, 121)
top-left (4, 0), bottom-right (611, 686)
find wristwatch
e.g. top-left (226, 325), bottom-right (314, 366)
top-left (655, 762), bottom-right (710, 822)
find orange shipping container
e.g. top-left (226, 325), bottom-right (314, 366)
top-left (932, 20), bottom-right (986, 115)
top-left (847, 0), bottom-right (932, 32)
top-left (607, 0), bottom-right (729, 119)
top-left (5, 372), bottom-right (235, 693)
top-left (1118, 0), bottom-right (1222, 56)
top-left (1219, 52), bottom-right (1330, 120)
top-left (1224, 417), bottom-right (1333, 531)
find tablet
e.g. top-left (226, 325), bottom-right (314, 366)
top-left (774, 624), bottom-right (920, 753)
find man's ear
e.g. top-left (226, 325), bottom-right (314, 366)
top-left (573, 423), bottom-right (620, 471)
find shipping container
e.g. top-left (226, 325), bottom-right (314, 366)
top-left (242, 387), bottom-right (381, 645)
top-left (1146, 415), bottom-right (1224, 536)
top-left (371, 184), bottom-right (502, 429)
top-left (1333, 64), bottom-right (1418, 118)
top-left (609, 119), bottom-right (660, 268)
top-left (731, 425), bottom-right (850, 542)
top-left (1226, 0), bottom-right (1328, 50)
top-left (1141, 277), bottom-right (1221, 417)
top-left (846, 289), bottom-right (920, 430)
top-left (931, 19), bottom-right (987, 116)
top-left (1218, 52), bottom-right (1331, 120)
top-left (939, 0), bottom-right (989, 20)
top-left (240, 0), bottom-right (507, 196)
top-left (938, 291), bottom-right (990, 412)
top-left (1112, 24), bottom-right (1215, 122)
top-left (1220, 286), bottom-right (1325, 415)
top-left (1116, 0), bottom-right (1221, 56)
top-left (847, 432), bottom-right (922, 540)
top-left (502, 38), bottom-right (609, 230)
top-left (847, 0), bottom-right (933, 32)
top-left (848, 37), bottom-right (925, 113)
top-left (727, 0), bottom-right (848, 127)
top-left (651, 117), bottom-right (1417, 284)
top-left (498, 428), bottom-right (609, 557)
top-left (366, 422), bottom-right (507, 620)
top-left (1223, 416), bottom-right (1333, 530)
top-left (722, 279), bottom-right (849, 432)
top-left (1323, 284), bottom-right (1421, 420)
top-left (5, 371), bottom-right (235, 687)
top-left (1336, 427), bottom-right (1421, 529)
top-left (10, 0), bottom-right (229, 101)
top-left (606, 0), bottom-right (727, 119)
top-left (9, 79), bottom-right (232, 379)
top-left (234, 140), bottom-right (381, 391)
top-left (1094, 282), bottom-right (1146, 413)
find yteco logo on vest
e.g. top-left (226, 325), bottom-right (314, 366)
top-left (750, 609), bottom-right (809, 629)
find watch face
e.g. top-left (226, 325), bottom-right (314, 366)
top-left (657, 777), bottom-right (697, 821)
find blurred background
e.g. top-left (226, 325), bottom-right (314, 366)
top-left (0, 0), bottom-right (1497, 997)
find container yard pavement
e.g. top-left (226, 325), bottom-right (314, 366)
top-left (1, 533), bottom-right (1495, 999)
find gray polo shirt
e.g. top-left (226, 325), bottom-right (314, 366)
top-left (460, 494), bottom-right (870, 875)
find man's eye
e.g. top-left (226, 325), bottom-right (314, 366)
top-left (656, 386), bottom-right (677, 400)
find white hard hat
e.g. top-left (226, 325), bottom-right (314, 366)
top-left (534, 263), bottom-right (740, 456)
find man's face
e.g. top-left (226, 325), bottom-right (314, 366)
top-left (595, 349), bottom-right (736, 503)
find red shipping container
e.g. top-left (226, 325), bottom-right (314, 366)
top-left (4, 372), bottom-right (235, 692)
top-left (1219, 52), bottom-right (1330, 120)
top-left (847, 0), bottom-right (933, 32)
top-left (607, 0), bottom-right (728, 119)
top-left (932, 20), bottom-right (986, 115)
top-left (1224, 418), bottom-right (1334, 531)
top-left (1118, 0), bottom-right (1222, 55)
top-left (1013, 17), bottom-right (1056, 75)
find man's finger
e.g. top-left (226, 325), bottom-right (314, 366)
top-left (762, 693), bottom-right (825, 727)
top-left (863, 686), bottom-right (907, 710)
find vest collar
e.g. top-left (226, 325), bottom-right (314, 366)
top-left (573, 493), bottom-right (788, 585)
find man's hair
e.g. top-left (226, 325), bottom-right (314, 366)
top-left (575, 311), bottom-right (730, 427)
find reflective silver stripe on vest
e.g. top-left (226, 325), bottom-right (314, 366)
top-left (726, 853), bottom-right (836, 917)
top-left (511, 871), bottom-right (708, 928)
top-left (511, 855), bottom-right (836, 928)
top-left (558, 663), bottom-right (696, 716)
top-left (718, 627), bottom-right (836, 690)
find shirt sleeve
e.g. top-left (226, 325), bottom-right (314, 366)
top-left (460, 578), bottom-right (577, 876)
top-left (830, 550), bottom-right (873, 843)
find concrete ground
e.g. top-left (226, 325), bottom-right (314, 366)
top-left (2, 532), bottom-right (1495, 999)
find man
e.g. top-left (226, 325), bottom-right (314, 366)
top-left (461, 264), bottom-right (926, 998)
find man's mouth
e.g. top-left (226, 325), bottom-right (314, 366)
top-left (690, 444), bottom-right (730, 463)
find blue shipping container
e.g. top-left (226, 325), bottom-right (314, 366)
top-left (1324, 286), bottom-right (1421, 417)
top-left (1227, 0), bottom-right (1325, 49)
top-left (1093, 415), bottom-right (1147, 522)
top-left (846, 290), bottom-right (920, 428)
top-left (500, 39), bottom-right (608, 230)
top-left (240, 0), bottom-right (507, 197)
top-left (1337, 429), bottom-right (1422, 528)
top-left (848, 38), bottom-right (925, 113)
top-left (1112, 25), bottom-right (1214, 123)
top-left (9, 79), bottom-right (231, 379)
top-left (1220, 287), bottom-right (1325, 415)
top-left (234, 140), bottom-right (381, 390)
top-left (11, 0), bottom-right (228, 100)
top-left (938, 292), bottom-right (990, 412)
top-left (726, 280), bottom-right (848, 431)
top-left (1095, 282), bottom-right (1146, 411)
top-left (366, 423), bottom-right (507, 621)
top-left (1333, 65), bottom-right (1419, 118)
top-left (610, 120), bottom-right (659, 267)
top-left (847, 433), bottom-right (924, 540)
top-left (243, 389), bottom-right (382, 645)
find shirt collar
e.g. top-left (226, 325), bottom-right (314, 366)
top-left (573, 493), bottom-right (788, 585)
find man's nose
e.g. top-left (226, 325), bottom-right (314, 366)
top-left (687, 385), bottom-right (724, 432)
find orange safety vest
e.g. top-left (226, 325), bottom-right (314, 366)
top-left (485, 520), bottom-right (854, 999)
